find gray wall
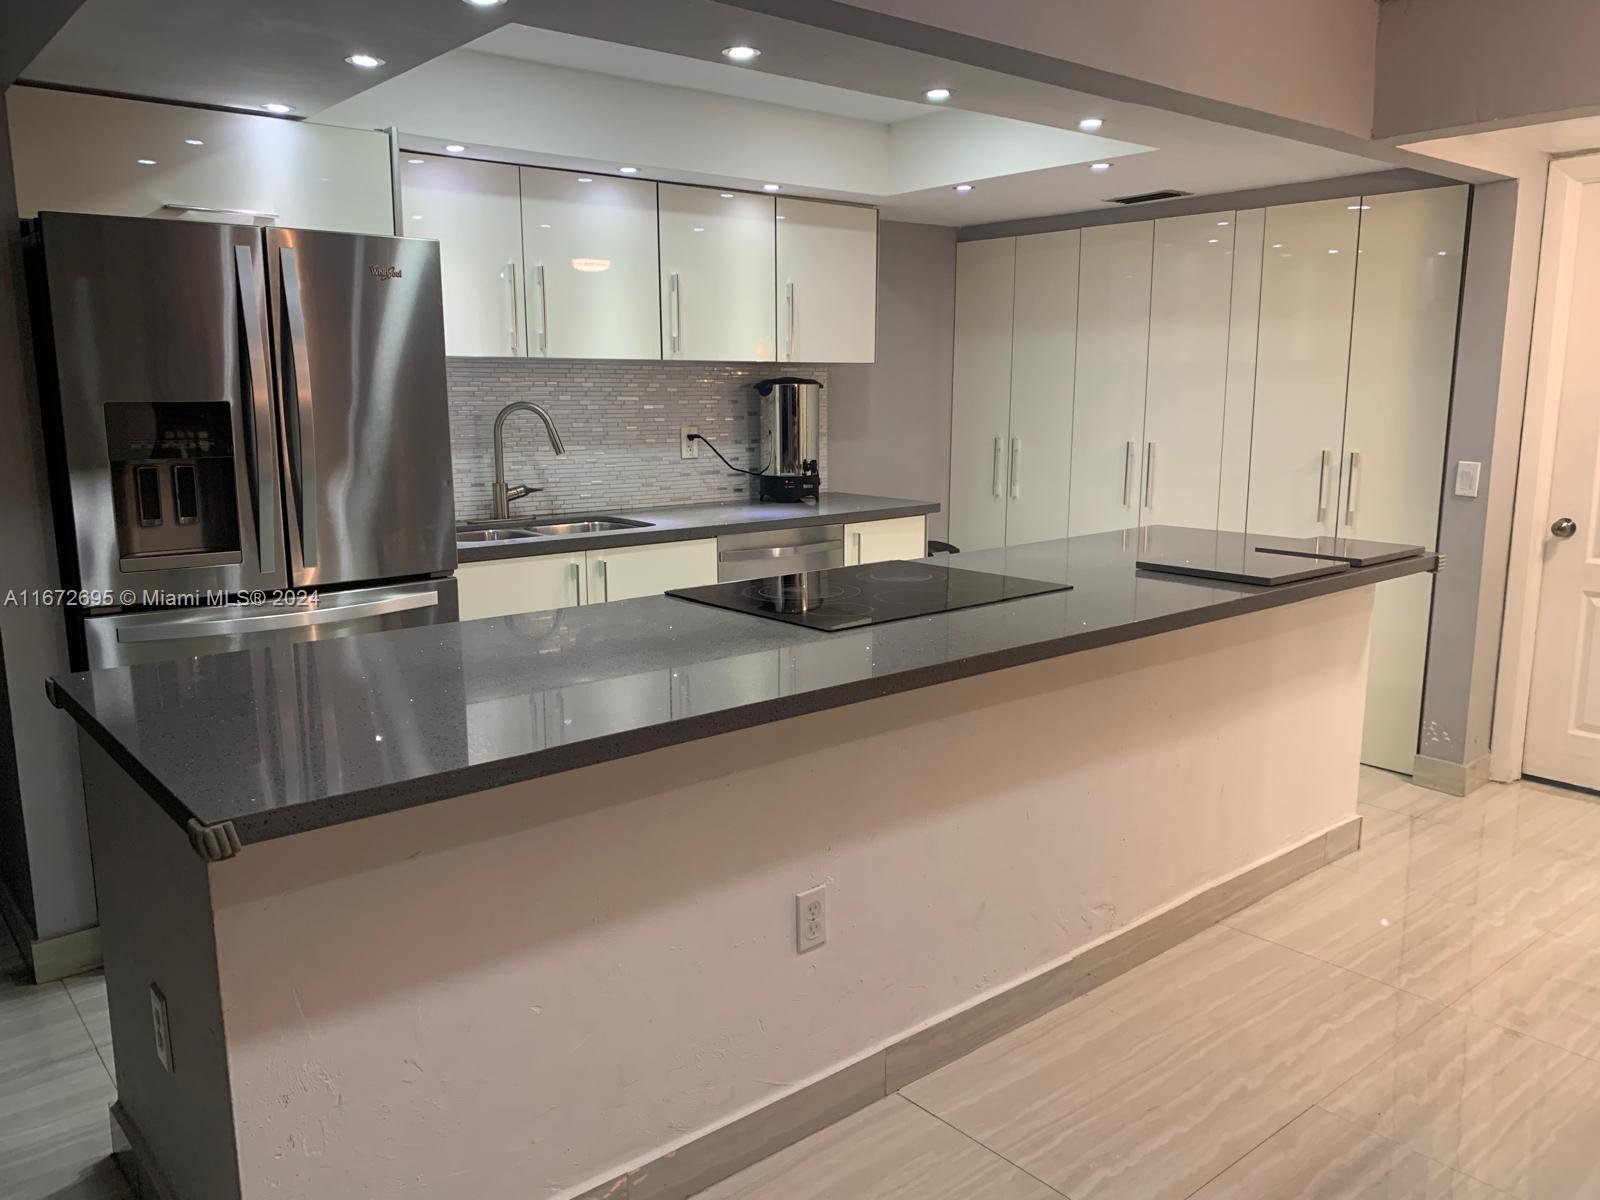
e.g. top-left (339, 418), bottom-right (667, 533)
top-left (0, 85), bottom-right (97, 941)
top-left (1377, 0), bottom-right (1600, 139)
top-left (828, 220), bottom-right (956, 542)
top-left (446, 360), bottom-right (829, 521)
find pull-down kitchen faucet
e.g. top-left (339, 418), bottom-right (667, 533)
top-left (492, 401), bottom-right (567, 519)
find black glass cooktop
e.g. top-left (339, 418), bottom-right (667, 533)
top-left (667, 561), bottom-right (1072, 632)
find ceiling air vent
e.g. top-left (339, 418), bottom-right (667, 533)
top-left (1107, 189), bottom-right (1193, 205)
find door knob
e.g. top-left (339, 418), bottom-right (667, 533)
top-left (1553, 517), bottom-right (1578, 538)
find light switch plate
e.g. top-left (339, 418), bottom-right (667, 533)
top-left (1454, 460), bottom-right (1482, 498)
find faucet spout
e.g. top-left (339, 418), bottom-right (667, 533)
top-left (492, 402), bottom-right (567, 519)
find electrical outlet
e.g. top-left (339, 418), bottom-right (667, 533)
top-left (1454, 460), bottom-right (1482, 498)
top-left (796, 884), bottom-right (828, 953)
top-left (150, 983), bottom-right (174, 1072)
top-left (681, 426), bottom-right (700, 460)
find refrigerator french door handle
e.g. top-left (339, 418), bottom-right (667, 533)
top-left (234, 244), bottom-right (276, 576)
top-left (1316, 449), bottom-right (1333, 524)
top-left (115, 590), bottom-right (439, 642)
top-left (1345, 450), bottom-right (1362, 525)
top-left (279, 246), bottom-right (319, 570)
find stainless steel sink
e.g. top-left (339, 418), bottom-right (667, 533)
top-left (529, 518), bottom-right (654, 535)
top-left (456, 528), bottom-right (539, 544)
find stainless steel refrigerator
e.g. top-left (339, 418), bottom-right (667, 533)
top-left (27, 211), bottom-right (459, 670)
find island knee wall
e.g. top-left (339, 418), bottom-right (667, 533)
top-left (189, 586), bottom-right (1374, 1200)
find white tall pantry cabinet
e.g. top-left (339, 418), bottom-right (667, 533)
top-left (1006, 231), bottom-right (1080, 546)
top-left (948, 238), bottom-right (1017, 552)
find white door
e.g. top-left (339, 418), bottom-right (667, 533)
top-left (1341, 186), bottom-right (1468, 772)
top-left (845, 516), bottom-right (927, 565)
top-left (402, 154), bottom-right (525, 357)
top-left (1524, 181), bottom-right (1600, 788)
top-left (586, 540), bottom-right (719, 604)
top-left (1140, 212), bottom-right (1236, 530)
top-left (1245, 198), bottom-right (1360, 538)
top-left (1006, 230), bottom-right (1079, 545)
top-left (777, 198), bottom-right (878, 363)
top-left (948, 238), bottom-right (1016, 553)
top-left (456, 554), bottom-right (586, 620)
top-left (659, 184), bottom-right (776, 362)
top-left (519, 168), bottom-right (661, 360)
top-left (1068, 221), bottom-right (1153, 536)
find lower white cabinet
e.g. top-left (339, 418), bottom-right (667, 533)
top-left (585, 540), bottom-right (718, 604)
top-left (457, 553), bottom-right (586, 621)
top-left (8, 86), bottom-right (394, 235)
top-left (844, 516), bottom-right (927, 565)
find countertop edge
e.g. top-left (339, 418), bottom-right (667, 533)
top-left (61, 552), bottom-right (1434, 849)
top-left (456, 498), bottom-right (941, 562)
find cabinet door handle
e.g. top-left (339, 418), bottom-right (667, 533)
top-left (668, 273), bottom-right (682, 356)
top-left (1123, 441), bottom-right (1136, 507)
top-left (992, 437), bottom-right (1003, 498)
top-left (785, 280), bottom-right (795, 360)
top-left (1009, 438), bottom-right (1020, 500)
top-left (1345, 450), bottom-right (1361, 525)
top-left (598, 558), bottom-right (609, 603)
top-left (853, 531), bottom-right (863, 563)
top-left (535, 263), bottom-right (548, 355)
top-left (1316, 448), bottom-right (1333, 523)
top-left (505, 260), bottom-right (520, 356)
top-left (569, 559), bottom-right (581, 605)
top-left (1143, 442), bottom-right (1155, 508)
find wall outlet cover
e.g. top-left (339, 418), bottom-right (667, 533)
top-left (681, 426), bottom-right (700, 460)
top-left (1454, 460), bottom-right (1482, 498)
top-left (796, 884), bottom-right (828, 953)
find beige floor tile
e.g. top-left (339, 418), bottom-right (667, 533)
top-left (691, 1096), bottom-right (1060, 1200)
top-left (62, 973), bottom-right (113, 1083)
top-left (1329, 818), bottom-right (1517, 897)
top-left (1457, 928), bottom-right (1600, 1063)
top-left (1325, 1009), bottom-right (1600, 1199)
top-left (1190, 1105), bottom-right (1510, 1199)
top-left (0, 1046), bottom-right (125, 1200)
top-left (1419, 783), bottom-right (1600, 862)
top-left (1227, 863), bottom-right (1544, 1004)
top-left (904, 926), bottom-right (1439, 1200)
top-left (1424, 843), bottom-right (1600, 933)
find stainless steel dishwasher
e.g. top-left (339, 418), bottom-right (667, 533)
top-left (716, 524), bottom-right (845, 582)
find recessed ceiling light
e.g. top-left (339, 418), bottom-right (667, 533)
top-left (462, 0), bottom-right (507, 6)
top-left (345, 53), bottom-right (385, 68)
top-left (762, 183), bottom-right (780, 191)
top-left (407, 157), bottom-right (425, 164)
top-left (953, 183), bottom-right (974, 193)
top-left (184, 138), bottom-right (204, 146)
top-left (444, 144), bottom-right (466, 153)
top-left (721, 45), bottom-right (761, 62)
top-left (619, 166), bottom-right (638, 174)
top-left (924, 88), bottom-right (952, 102)
top-left (261, 102), bottom-right (293, 114)
top-left (136, 158), bottom-right (156, 166)
top-left (1089, 162), bottom-right (1112, 171)
top-left (1078, 118), bottom-right (1104, 131)
top-left (577, 176), bottom-right (593, 183)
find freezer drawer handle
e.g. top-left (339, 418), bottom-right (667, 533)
top-left (115, 591), bottom-right (439, 643)
top-left (234, 244), bottom-right (276, 575)
top-left (279, 246), bottom-right (319, 570)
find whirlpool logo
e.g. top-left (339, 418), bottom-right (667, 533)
top-left (369, 265), bottom-right (403, 280)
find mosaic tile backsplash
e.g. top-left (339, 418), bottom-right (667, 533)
top-left (447, 359), bottom-right (830, 521)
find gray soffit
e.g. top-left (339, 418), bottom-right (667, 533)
top-left (956, 168), bottom-right (1461, 241)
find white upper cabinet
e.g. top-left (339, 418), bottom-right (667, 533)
top-left (402, 155), bottom-right (525, 357)
top-left (948, 238), bottom-right (1016, 553)
top-left (776, 197), bottom-right (878, 363)
top-left (8, 86), bottom-right (393, 235)
top-left (1005, 230), bottom-right (1080, 545)
top-left (1068, 221), bottom-right (1154, 536)
top-left (1246, 198), bottom-right (1360, 537)
top-left (1141, 212), bottom-right (1237, 529)
top-left (659, 184), bottom-right (776, 362)
top-left (519, 168), bottom-right (661, 360)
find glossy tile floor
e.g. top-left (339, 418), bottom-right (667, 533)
top-left (5, 769), bottom-right (1600, 1199)
top-left (699, 769), bottom-right (1600, 1200)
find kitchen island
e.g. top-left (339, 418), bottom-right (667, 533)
top-left (52, 528), bottom-right (1434, 1200)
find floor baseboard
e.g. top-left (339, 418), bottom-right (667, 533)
top-left (0, 872), bottom-right (103, 983)
top-left (588, 815), bottom-right (1362, 1200)
top-left (1412, 752), bottom-right (1491, 798)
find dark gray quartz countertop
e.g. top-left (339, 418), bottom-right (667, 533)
top-left (49, 528), bottom-right (1435, 850)
top-left (457, 492), bottom-right (940, 561)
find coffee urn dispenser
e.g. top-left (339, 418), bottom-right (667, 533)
top-left (754, 376), bottom-right (822, 502)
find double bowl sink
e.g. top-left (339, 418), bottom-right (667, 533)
top-left (457, 516), bottom-right (654, 545)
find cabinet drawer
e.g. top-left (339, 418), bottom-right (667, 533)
top-left (457, 554), bottom-right (585, 620)
top-left (585, 539), bottom-right (718, 603)
top-left (844, 517), bottom-right (927, 565)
